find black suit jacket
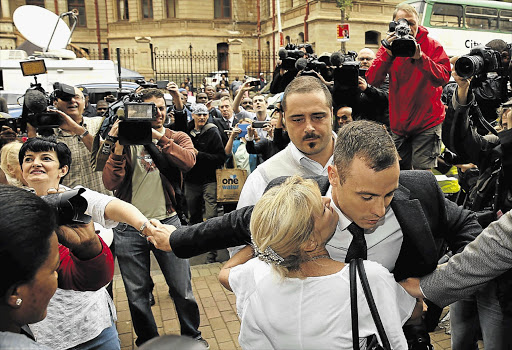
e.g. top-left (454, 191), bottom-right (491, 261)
top-left (170, 171), bottom-right (480, 281)
top-left (213, 116), bottom-right (239, 146)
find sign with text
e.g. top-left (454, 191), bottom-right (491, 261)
top-left (337, 24), bottom-right (350, 42)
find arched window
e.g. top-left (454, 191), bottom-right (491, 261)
top-left (365, 31), bottom-right (380, 45)
top-left (298, 32), bottom-right (304, 44)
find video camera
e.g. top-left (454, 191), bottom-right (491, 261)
top-left (20, 81), bottom-right (76, 137)
top-left (0, 113), bottom-right (18, 131)
top-left (381, 18), bottom-right (416, 57)
top-left (455, 45), bottom-right (503, 80)
top-left (278, 44), bottom-right (306, 70)
top-left (112, 91), bottom-right (158, 145)
top-left (135, 78), bottom-right (158, 89)
top-left (330, 51), bottom-right (365, 89)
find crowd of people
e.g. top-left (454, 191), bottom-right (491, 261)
top-left (1, 2), bottom-right (512, 350)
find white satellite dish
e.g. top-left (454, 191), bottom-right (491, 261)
top-left (13, 5), bottom-right (73, 51)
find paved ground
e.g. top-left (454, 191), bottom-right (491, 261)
top-left (113, 251), bottom-right (484, 350)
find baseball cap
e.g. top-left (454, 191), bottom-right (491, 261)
top-left (192, 104), bottom-right (209, 115)
top-left (77, 86), bottom-right (89, 96)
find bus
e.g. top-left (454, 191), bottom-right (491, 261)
top-left (404, 0), bottom-right (512, 57)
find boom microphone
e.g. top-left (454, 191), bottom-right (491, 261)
top-left (330, 52), bottom-right (343, 67)
top-left (295, 58), bottom-right (308, 71)
top-left (278, 48), bottom-right (288, 60)
top-left (24, 89), bottom-right (48, 113)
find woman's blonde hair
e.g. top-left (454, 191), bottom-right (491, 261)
top-left (0, 141), bottom-right (23, 187)
top-left (250, 175), bottom-right (323, 278)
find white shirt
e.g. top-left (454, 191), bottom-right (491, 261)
top-left (326, 186), bottom-right (404, 271)
top-left (236, 141), bottom-right (333, 209)
top-left (30, 187), bottom-right (118, 349)
top-left (229, 258), bottom-right (415, 350)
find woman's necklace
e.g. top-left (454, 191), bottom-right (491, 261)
top-left (308, 254), bottom-right (331, 261)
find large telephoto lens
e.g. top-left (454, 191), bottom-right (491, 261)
top-left (455, 55), bottom-right (485, 79)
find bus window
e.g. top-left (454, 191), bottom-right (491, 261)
top-left (466, 6), bottom-right (498, 31)
top-left (499, 9), bottom-right (512, 32)
top-left (430, 3), bottom-right (463, 28)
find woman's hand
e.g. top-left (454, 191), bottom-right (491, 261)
top-left (56, 221), bottom-right (102, 261)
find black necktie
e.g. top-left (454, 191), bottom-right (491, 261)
top-left (345, 222), bottom-right (367, 262)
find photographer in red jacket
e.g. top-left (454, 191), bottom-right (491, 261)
top-left (367, 3), bottom-right (450, 170)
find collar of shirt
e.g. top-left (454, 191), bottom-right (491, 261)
top-left (223, 115), bottom-right (234, 126)
top-left (324, 185), bottom-right (403, 270)
top-left (288, 131), bottom-right (336, 175)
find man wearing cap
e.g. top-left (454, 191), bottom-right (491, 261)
top-left (179, 103), bottom-right (225, 263)
top-left (78, 86), bottom-right (97, 118)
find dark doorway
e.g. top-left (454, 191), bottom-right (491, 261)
top-left (217, 43), bottom-right (229, 71)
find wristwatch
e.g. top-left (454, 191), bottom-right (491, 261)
top-left (77, 129), bottom-right (89, 141)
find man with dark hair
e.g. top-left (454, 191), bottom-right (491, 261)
top-left (148, 120), bottom-right (480, 349)
top-left (367, 3), bottom-right (450, 170)
top-left (236, 75), bottom-right (334, 210)
top-left (102, 88), bottom-right (206, 348)
top-left (96, 100), bottom-right (109, 117)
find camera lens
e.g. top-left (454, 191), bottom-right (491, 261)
top-left (455, 55), bottom-right (485, 79)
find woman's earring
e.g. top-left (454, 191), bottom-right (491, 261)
top-left (15, 298), bottom-right (22, 306)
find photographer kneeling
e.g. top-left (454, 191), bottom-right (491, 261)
top-left (19, 137), bottom-right (157, 350)
top-left (445, 66), bottom-right (512, 349)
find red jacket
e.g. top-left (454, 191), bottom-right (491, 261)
top-left (366, 26), bottom-right (450, 136)
top-left (58, 237), bottom-right (114, 291)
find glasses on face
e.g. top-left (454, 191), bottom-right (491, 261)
top-left (97, 108), bottom-right (107, 111)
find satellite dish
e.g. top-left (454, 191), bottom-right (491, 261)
top-left (13, 5), bottom-right (72, 51)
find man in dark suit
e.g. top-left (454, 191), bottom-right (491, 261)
top-left (147, 120), bottom-right (480, 348)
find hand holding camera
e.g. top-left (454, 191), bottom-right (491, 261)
top-left (56, 221), bottom-right (102, 261)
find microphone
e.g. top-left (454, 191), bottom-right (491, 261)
top-left (115, 108), bottom-right (125, 121)
top-left (330, 52), bottom-right (343, 67)
top-left (295, 58), bottom-right (308, 71)
top-left (278, 48), bottom-right (288, 60)
top-left (24, 89), bottom-right (48, 113)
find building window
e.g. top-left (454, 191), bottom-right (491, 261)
top-left (68, 0), bottom-right (86, 27)
top-left (214, 0), bottom-right (231, 19)
top-left (166, 0), bottom-right (176, 18)
top-left (26, 0), bottom-right (45, 7)
top-left (142, 0), bottom-right (153, 19)
top-left (365, 31), bottom-right (380, 45)
top-left (117, 0), bottom-right (129, 20)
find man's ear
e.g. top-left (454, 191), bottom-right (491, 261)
top-left (327, 164), bottom-right (339, 187)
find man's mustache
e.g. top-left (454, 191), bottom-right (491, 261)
top-left (303, 133), bottom-right (320, 141)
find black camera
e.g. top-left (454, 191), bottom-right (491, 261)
top-left (381, 18), bottom-right (416, 57)
top-left (0, 113), bottom-right (18, 131)
top-left (135, 78), bottom-right (158, 89)
top-left (278, 44), bottom-right (306, 70)
top-left (330, 51), bottom-right (363, 89)
top-left (117, 99), bottom-right (158, 145)
top-left (20, 82), bottom-right (76, 136)
top-left (41, 187), bottom-right (92, 226)
top-left (454, 46), bottom-right (502, 80)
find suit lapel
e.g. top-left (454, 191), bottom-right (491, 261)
top-left (391, 184), bottom-right (438, 279)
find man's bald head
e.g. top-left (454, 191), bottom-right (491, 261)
top-left (358, 48), bottom-right (376, 69)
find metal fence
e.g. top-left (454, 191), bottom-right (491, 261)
top-left (153, 48), bottom-right (218, 91)
top-left (86, 48), bottom-right (137, 71)
top-left (243, 50), bottom-right (275, 83)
